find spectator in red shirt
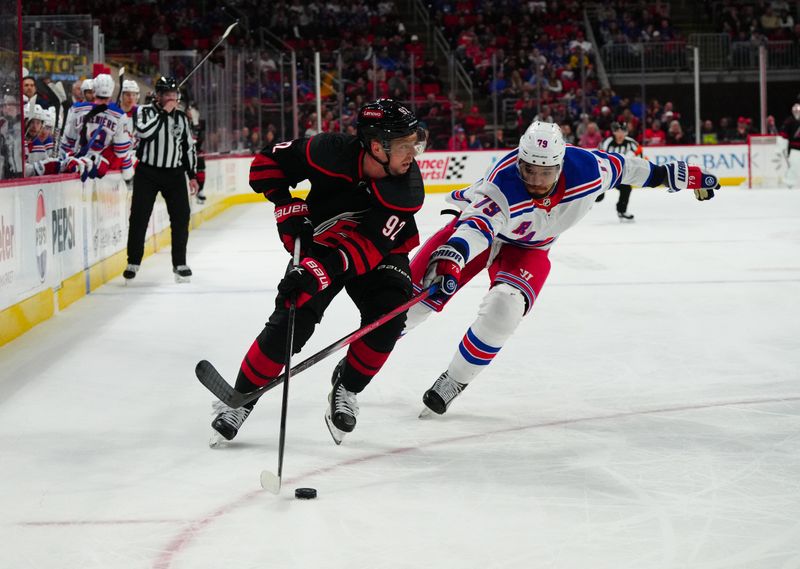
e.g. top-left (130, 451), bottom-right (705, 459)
top-left (644, 119), bottom-right (667, 146)
top-left (448, 126), bottom-right (468, 150)
top-left (464, 105), bottom-right (486, 136)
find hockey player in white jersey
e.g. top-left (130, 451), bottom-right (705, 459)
top-left (60, 73), bottom-right (132, 180)
top-left (405, 121), bottom-right (720, 416)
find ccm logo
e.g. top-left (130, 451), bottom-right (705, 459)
top-left (361, 109), bottom-right (384, 119)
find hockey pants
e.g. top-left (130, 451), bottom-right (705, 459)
top-left (406, 218), bottom-right (551, 384)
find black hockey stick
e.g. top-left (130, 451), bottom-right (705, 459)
top-left (195, 285), bottom-right (435, 408)
top-left (115, 66), bottom-right (125, 105)
top-left (178, 21), bottom-right (239, 89)
top-left (260, 238), bottom-right (301, 494)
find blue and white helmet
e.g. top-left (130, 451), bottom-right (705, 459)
top-left (516, 121), bottom-right (566, 189)
top-left (518, 121), bottom-right (566, 168)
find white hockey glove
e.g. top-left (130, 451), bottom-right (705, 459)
top-left (664, 161), bottom-right (720, 201)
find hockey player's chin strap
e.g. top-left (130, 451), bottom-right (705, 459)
top-left (367, 146), bottom-right (394, 176)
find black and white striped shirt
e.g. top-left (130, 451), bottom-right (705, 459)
top-left (600, 135), bottom-right (640, 158)
top-left (136, 104), bottom-right (197, 174)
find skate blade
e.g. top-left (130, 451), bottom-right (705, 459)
top-left (324, 410), bottom-right (344, 445)
top-left (174, 275), bottom-right (191, 284)
top-left (208, 432), bottom-right (227, 448)
top-left (418, 406), bottom-right (437, 419)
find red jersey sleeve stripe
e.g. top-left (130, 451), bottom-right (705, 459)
top-left (370, 181), bottom-right (422, 213)
top-left (250, 169), bottom-right (286, 181)
top-left (306, 138), bottom-right (353, 181)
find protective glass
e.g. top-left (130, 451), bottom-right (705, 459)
top-left (517, 161), bottom-right (561, 187)
top-left (388, 127), bottom-right (427, 157)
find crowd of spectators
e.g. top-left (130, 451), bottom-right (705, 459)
top-left (21, 0), bottom-right (800, 155)
top-left (715, 0), bottom-right (798, 42)
top-left (594, 1), bottom-right (677, 46)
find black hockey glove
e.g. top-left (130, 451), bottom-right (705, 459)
top-left (277, 256), bottom-right (332, 308)
top-left (274, 198), bottom-right (314, 255)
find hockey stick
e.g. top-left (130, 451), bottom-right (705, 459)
top-left (196, 285), bottom-right (436, 408)
top-left (178, 22), bottom-right (239, 89)
top-left (115, 66), bottom-right (125, 105)
top-left (260, 238), bottom-right (302, 494)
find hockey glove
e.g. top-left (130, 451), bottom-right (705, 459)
top-left (62, 155), bottom-right (92, 177)
top-left (87, 154), bottom-right (110, 180)
top-left (277, 256), bottom-right (332, 308)
top-left (664, 161), bottom-right (720, 201)
top-left (422, 243), bottom-right (466, 301)
top-left (274, 198), bottom-right (314, 255)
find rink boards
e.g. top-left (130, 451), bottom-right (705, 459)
top-left (0, 156), bottom-right (253, 345)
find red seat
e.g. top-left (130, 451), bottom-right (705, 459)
top-left (422, 83), bottom-right (441, 96)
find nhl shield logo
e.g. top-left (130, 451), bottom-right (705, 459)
top-left (542, 197), bottom-right (551, 207)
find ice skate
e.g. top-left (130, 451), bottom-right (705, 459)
top-left (420, 371), bottom-right (467, 418)
top-left (122, 264), bottom-right (139, 284)
top-left (617, 211), bottom-right (635, 222)
top-left (324, 359), bottom-right (359, 445)
top-left (173, 265), bottom-right (192, 283)
top-left (196, 189), bottom-right (206, 204)
top-left (209, 400), bottom-right (252, 447)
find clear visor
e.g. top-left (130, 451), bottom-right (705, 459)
top-left (518, 160), bottom-right (561, 187)
top-left (388, 127), bottom-right (427, 157)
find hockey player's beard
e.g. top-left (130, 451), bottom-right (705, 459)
top-left (525, 183), bottom-right (556, 199)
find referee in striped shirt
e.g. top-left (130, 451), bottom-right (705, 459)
top-left (124, 76), bottom-right (199, 283)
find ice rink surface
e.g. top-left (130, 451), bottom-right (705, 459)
top-left (1, 188), bottom-right (800, 569)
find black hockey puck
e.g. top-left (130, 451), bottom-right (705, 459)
top-left (295, 487), bottom-right (317, 500)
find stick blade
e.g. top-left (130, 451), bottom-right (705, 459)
top-left (260, 470), bottom-right (281, 494)
top-left (195, 360), bottom-right (239, 406)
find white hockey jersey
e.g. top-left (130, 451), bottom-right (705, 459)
top-left (60, 101), bottom-right (132, 161)
top-left (446, 145), bottom-right (657, 260)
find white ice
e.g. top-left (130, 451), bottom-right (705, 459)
top-left (1, 189), bottom-right (800, 569)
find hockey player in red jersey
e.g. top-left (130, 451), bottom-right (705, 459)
top-left (210, 99), bottom-right (427, 445)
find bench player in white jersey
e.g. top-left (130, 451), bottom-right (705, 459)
top-left (60, 74), bottom-right (132, 180)
top-left (405, 121), bottom-right (720, 416)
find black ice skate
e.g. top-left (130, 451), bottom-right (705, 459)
top-left (617, 211), bottom-right (635, 222)
top-left (324, 359), bottom-right (359, 445)
top-left (209, 400), bottom-right (253, 447)
top-left (123, 264), bottom-right (139, 283)
top-left (420, 371), bottom-right (467, 418)
top-left (173, 265), bottom-right (192, 283)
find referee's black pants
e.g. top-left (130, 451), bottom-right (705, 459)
top-left (126, 163), bottom-right (191, 267)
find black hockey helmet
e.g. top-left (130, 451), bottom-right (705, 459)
top-left (357, 99), bottom-right (425, 150)
top-left (611, 121), bottom-right (627, 132)
top-left (155, 76), bottom-right (179, 93)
